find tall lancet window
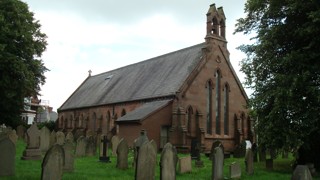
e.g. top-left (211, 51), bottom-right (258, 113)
top-left (224, 83), bottom-right (229, 135)
top-left (206, 80), bottom-right (213, 134)
top-left (215, 71), bottom-right (221, 135)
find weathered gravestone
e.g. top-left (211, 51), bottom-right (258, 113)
top-left (86, 135), bottom-right (96, 156)
top-left (0, 136), bottom-right (15, 176)
top-left (56, 131), bottom-right (65, 145)
top-left (116, 138), bottom-right (129, 169)
top-left (16, 125), bottom-right (26, 139)
top-left (41, 144), bottom-right (65, 180)
top-left (210, 140), bottom-right (224, 160)
top-left (75, 136), bottom-right (87, 157)
top-left (212, 147), bottom-right (224, 180)
top-left (8, 130), bottom-right (18, 145)
top-left (229, 162), bottom-right (241, 179)
top-left (63, 141), bottom-right (74, 172)
top-left (178, 156), bottom-right (192, 173)
top-left (136, 141), bottom-right (157, 180)
top-left (21, 123), bottom-right (42, 160)
top-left (40, 126), bottom-right (51, 152)
top-left (292, 165), bottom-right (313, 180)
top-left (111, 135), bottom-right (120, 156)
top-left (49, 131), bottom-right (57, 147)
top-left (65, 132), bottom-right (74, 143)
top-left (150, 139), bottom-right (157, 153)
top-left (133, 130), bottom-right (149, 168)
top-left (191, 139), bottom-right (199, 160)
top-left (160, 143), bottom-right (177, 180)
top-left (245, 148), bottom-right (254, 175)
top-left (233, 140), bottom-right (246, 158)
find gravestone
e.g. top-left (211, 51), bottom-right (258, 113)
top-left (16, 125), bottom-right (26, 139)
top-left (150, 139), bottom-right (157, 153)
top-left (133, 130), bottom-right (149, 169)
top-left (99, 135), bottom-right (110, 162)
top-left (210, 140), bottom-right (224, 160)
top-left (306, 163), bottom-right (316, 176)
top-left (63, 141), bottom-right (74, 172)
top-left (229, 162), bottom-right (241, 179)
top-left (8, 130), bottom-right (18, 145)
top-left (136, 141), bottom-right (157, 180)
top-left (266, 159), bottom-right (273, 170)
top-left (191, 139), bottom-right (199, 159)
top-left (41, 144), bottom-right (65, 180)
top-left (111, 135), bottom-right (120, 156)
top-left (116, 138), bottom-right (129, 169)
top-left (56, 131), bottom-right (65, 145)
top-left (245, 149), bottom-right (254, 175)
top-left (65, 132), bottom-right (74, 143)
top-left (0, 136), bottom-right (15, 176)
top-left (49, 131), bottom-right (57, 147)
top-left (75, 136), bottom-right (87, 157)
top-left (86, 135), bottom-right (96, 156)
top-left (21, 123), bottom-right (42, 160)
top-left (233, 140), bottom-right (246, 158)
top-left (212, 147), bottom-right (224, 180)
top-left (292, 165), bottom-right (312, 180)
top-left (40, 126), bottom-right (51, 152)
top-left (178, 156), bottom-right (192, 173)
top-left (160, 143), bottom-right (177, 180)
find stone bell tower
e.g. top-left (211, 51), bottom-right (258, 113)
top-left (205, 4), bottom-right (227, 44)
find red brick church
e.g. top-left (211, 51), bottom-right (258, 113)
top-left (58, 3), bottom-right (253, 153)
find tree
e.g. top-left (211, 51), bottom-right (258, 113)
top-left (235, 0), bottom-right (320, 165)
top-left (0, 0), bottom-right (48, 127)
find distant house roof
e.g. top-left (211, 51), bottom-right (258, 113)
top-left (116, 100), bottom-right (172, 122)
top-left (59, 43), bottom-right (205, 111)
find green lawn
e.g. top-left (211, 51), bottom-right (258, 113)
top-left (1, 140), bottom-right (319, 179)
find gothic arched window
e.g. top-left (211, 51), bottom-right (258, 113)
top-left (215, 70), bottom-right (221, 134)
top-left (224, 83), bottom-right (230, 135)
top-left (206, 80), bottom-right (213, 134)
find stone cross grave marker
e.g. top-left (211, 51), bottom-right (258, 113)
top-left (111, 135), bottom-right (120, 156)
top-left (245, 148), bottom-right (254, 175)
top-left (56, 131), bottom-right (65, 145)
top-left (136, 141), bottom-right (157, 180)
top-left (41, 144), bottom-right (65, 180)
top-left (63, 141), bottom-right (75, 172)
top-left (40, 126), bottom-right (50, 152)
top-left (21, 123), bottom-right (42, 160)
top-left (133, 130), bottom-right (149, 169)
top-left (212, 146), bottom-right (224, 180)
top-left (75, 136), bottom-right (87, 157)
top-left (0, 135), bottom-right (15, 176)
top-left (116, 138), bottom-right (129, 170)
top-left (99, 135), bottom-right (110, 162)
top-left (229, 162), bottom-right (241, 179)
top-left (160, 143), bottom-right (177, 180)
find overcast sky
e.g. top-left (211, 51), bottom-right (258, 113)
top-left (22, 0), bottom-right (251, 111)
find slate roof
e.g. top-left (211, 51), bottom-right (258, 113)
top-left (59, 43), bottom-right (205, 111)
top-left (116, 100), bottom-right (172, 122)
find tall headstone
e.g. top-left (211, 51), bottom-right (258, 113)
top-left (292, 165), bottom-right (312, 180)
top-left (178, 156), bottom-right (192, 173)
top-left (111, 135), bottom-right (120, 156)
top-left (21, 123), bottom-right (42, 160)
top-left (210, 140), bottom-right (224, 160)
top-left (16, 125), bottom-right (26, 139)
top-left (56, 131), bottom-right (65, 145)
top-left (245, 149), bottom-right (254, 175)
top-left (160, 143), bottom-right (176, 180)
top-left (212, 147), bottom-right (224, 180)
top-left (116, 138), bottom-right (129, 169)
top-left (40, 126), bottom-right (51, 152)
top-left (86, 135), bottom-right (96, 156)
top-left (136, 141), bottom-right (157, 180)
top-left (63, 141), bottom-right (74, 172)
top-left (0, 136), bottom-right (15, 176)
top-left (229, 162), bottom-right (241, 179)
top-left (75, 136), bottom-right (87, 157)
top-left (65, 132), bottom-right (74, 143)
top-left (49, 131), bottom-right (57, 147)
top-left (41, 144), bottom-right (65, 180)
top-left (150, 139), bottom-right (158, 153)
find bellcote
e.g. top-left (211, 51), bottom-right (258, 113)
top-left (205, 4), bottom-right (226, 41)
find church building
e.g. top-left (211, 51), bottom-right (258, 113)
top-left (58, 3), bottom-right (253, 153)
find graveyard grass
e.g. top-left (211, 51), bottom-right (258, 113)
top-left (2, 140), bottom-right (320, 180)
